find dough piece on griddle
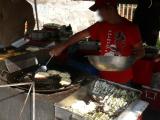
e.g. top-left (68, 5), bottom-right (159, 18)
top-left (59, 78), bottom-right (71, 86)
top-left (34, 72), bottom-right (50, 79)
top-left (47, 70), bottom-right (60, 76)
top-left (59, 72), bottom-right (71, 78)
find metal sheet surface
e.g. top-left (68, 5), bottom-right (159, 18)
top-left (0, 87), bottom-right (54, 120)
top-left (55, 83), bottom-right (148, 120)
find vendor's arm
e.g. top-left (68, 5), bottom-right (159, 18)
top-left (50, 22), bottom-right (99, 56)
top-left (155, 55), bottom-right (160, 62)
top-left (50, 29), bottom-right (90, 56)
top-left (132, 41), bottom-right (145, 60)
top-left (131, 26), bottom-right (145, 60)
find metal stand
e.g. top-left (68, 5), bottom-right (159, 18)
top-left (34, 0), bottom-right (40, 30)
top-left (0, 82), bottom-right (35, 120)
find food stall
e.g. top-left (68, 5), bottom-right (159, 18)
top-left (0, 48), bottom-right (86, 120)
top-left (0, 50), bottom-right (149, 120)
top-left (0, 0), bottom-right (159, 120)
top-left (0, 37), bottom-right (149, 120)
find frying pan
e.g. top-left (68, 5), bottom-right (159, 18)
top-left (7, 65), bottom-right (86, 94)
top-left (87, 56), bottom-right (136, 71)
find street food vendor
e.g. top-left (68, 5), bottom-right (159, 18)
top-left (50, 0), bottom-right (145, 84)
top-left (0, 0), bottom-right (35, 48)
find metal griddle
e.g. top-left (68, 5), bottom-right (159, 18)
top-left (0, 52), bottom-right (86, 94)
top-left (6, 64), bottom-right (85, 94)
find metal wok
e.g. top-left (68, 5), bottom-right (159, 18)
top-left (87, 56), bottom-right (136, 71)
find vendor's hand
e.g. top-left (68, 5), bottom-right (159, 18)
top-left (155, 55), bottom-right (160, 62)
top-left (132, 44), bottom-right (145, 60)
top-left (132, 48), bottom-right (142, 60)
top-left (49, 43), bottom-right (66, 57)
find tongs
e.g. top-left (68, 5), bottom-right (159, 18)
top-left (36, 56), bottom-right (53, 72)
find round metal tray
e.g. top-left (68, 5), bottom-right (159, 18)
top-left (87, 56), bottom-right (136, 71)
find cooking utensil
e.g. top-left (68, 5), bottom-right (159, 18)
top-left (11, 37), bottom-right (30, 48)
top-left (87, 56), bottom-right (136, 71)
top-left (144, 46), bottom-right (159, 58)
top-left (30, 30), bottom-right (50, 41)
top-left (5, 57), bottom-right (38, 73)
top-left (36, 56), bottom-right (53, 72)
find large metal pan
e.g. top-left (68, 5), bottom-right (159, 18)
top-left (6, 64), bottom-right (87, 94)
top-left (87, 56), bottom-right (136, 71)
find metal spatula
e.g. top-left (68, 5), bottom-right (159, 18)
top-left (36, 56), bottom-right (53, 72)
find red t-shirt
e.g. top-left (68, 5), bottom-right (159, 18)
top-left (87, 18), bottom-right (141, 83)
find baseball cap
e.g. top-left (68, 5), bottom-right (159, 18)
top-left (89, 0), bottom-right (116, 11)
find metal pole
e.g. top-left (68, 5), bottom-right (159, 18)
top-left (122, 4), bottom-right (125, 17)
top-left (19, 84), bottom-right (33, 120)
top-left (32, 82), bottom-right (36, 120)
top-left (0, 82), bottom-right (35, 120)
top-left (34, 0), bottom-right (40, 30)
top-left (126, 4), bottom-right (129, 20)
top-left (118, 4), bottom-right (121, 15)
top-left (130, 4), bottom-right (134, 21)
top-left (0, 82), bottom-right (33, 88)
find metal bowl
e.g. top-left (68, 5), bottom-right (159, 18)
top-left (87, 56), bottom-right (136, 71)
